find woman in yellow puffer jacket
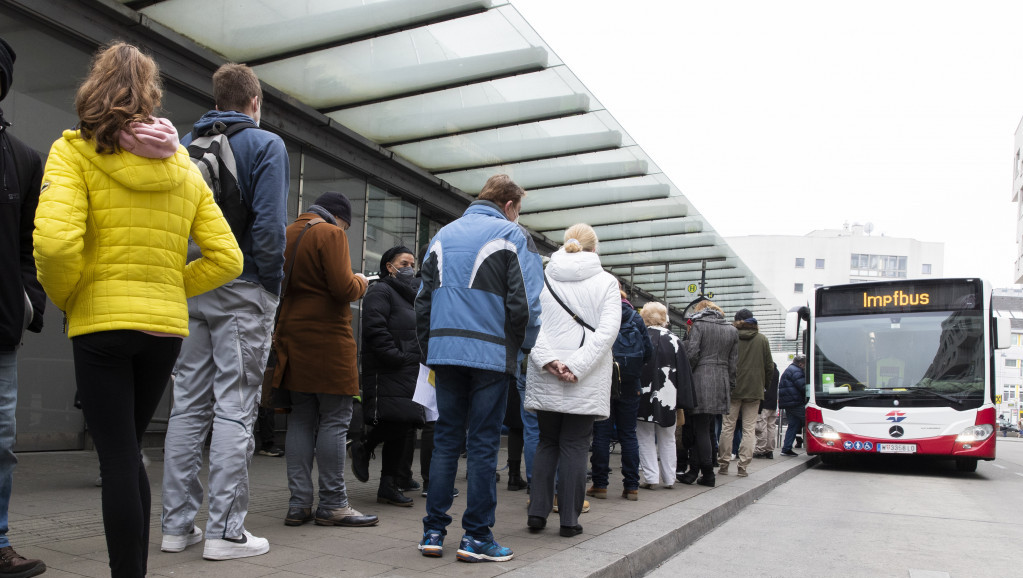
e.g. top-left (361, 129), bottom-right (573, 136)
top-left (33, 43), bottom-right (242, 578)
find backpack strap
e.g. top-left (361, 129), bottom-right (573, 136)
top-left (200, 120), bottom-right (259, 138)
top-left (544, 274), bottom-right (593, 347)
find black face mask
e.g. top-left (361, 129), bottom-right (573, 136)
top-left (393, 266), bottom-right (416, 284)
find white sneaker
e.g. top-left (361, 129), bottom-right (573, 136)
top-left (203, 530), bottom-right (269, 560)
top-left (161, 525), bottom-right (203, 553)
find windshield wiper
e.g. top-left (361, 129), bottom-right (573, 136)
top-left (879, 387), bottom-right (963, 405)
top-left (820, 393), bottom-right (889, 408)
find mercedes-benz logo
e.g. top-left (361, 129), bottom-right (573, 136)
top-left (889, 425), bottom-right (904, 438)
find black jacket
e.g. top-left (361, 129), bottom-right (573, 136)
top-left (760, 365), bottom-right (780, 412)
top-left (360, 275), bottom-right (424, 425)
top-left (0, 117), bottom-right (44, 351)
top-left (778, 364), bottom-right (806, 409)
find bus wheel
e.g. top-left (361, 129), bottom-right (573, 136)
top-left (955, 458), bottom-right (978, 473)
top-left (819, 454), bottom-right (839, 467)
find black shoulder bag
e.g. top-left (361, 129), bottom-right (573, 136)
top-left (260, 218), bottom-right (325, 411)
top-left (543, 276), bottom-right (621, 398)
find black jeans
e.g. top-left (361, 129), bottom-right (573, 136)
top-left (688, 413), bottom-right (716, 473)
top-left (363, 421), bottom-right (413, 478)
top-left (72, 330), bottom-right (180, 578)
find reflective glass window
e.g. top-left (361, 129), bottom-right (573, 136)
top-left (365, 185), bottom-right (418, 277)
top-left (300, 153), bottom-right (367, 269)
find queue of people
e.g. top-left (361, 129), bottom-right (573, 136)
top-left (5, 37), bottom-right (810, 577)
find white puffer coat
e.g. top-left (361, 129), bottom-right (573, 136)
top-left (524, 248), bottom-right (620, 419)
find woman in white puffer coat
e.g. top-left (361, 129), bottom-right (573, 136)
top-left (524, 223), bottom-right (620, 538)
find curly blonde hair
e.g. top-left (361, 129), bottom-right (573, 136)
top-left (75, 42), bottom-right (162, 154)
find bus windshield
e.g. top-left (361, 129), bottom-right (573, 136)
top-left (814, 310), bottom-right (985, 406)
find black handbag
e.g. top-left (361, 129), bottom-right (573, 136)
top-left (260, 218), bottom-right (325, 411)
top-left (543, 275), bottom-right (619, 398)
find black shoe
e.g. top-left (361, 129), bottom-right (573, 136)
top-left (398, 478), bottom-right (421, 492)
top-left (795, 435), bottom-right (804, 448)
top-left (780, 449), bottom-right (798, 457)
top-left (753, 451), bottom-right (774, 459)
top-left (507, 473), bottom-right (528, 491)
top-left (377, 476), bottom-right (414, 507)
top-left (677, 470), bottom-right (698, 485)
top-left (527, 516), bottom-right (546, 533)
top-left (559, 525), bottom-right (583, 537)
top-left (284, 506), bottom-right (313, 526)
top-left (696, 475), bottom-right (715, 487)
top-left (350, 440), bottom-right (370, 483)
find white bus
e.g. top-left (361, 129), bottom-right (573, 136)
top-left (786, 278), bottom-right (1010, 471)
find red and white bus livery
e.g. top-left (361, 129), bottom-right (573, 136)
top-left (786, 278), bottom-right (1009, 471)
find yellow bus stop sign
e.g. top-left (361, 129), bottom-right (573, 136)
top-left (687, 284), bottom-right (697, 293)
top-left (995, 395), bottom-right (1001, 404)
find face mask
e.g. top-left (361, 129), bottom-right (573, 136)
top-left (393, 266), bottom-right (416, 283)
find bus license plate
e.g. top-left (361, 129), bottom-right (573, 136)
top-left (877, 443), bottom-right (916, 454)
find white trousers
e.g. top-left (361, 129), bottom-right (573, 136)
top-left (636, 421), bottom-right (676, 486)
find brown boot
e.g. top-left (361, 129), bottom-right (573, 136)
top-left (585, 485), bottom-right (607, 499)
top-left (0, 546), bottom-right (45, 577)
top-left (622, 488), bottom-right (638, 501)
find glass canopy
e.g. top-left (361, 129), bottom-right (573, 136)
top-left (128, 0), bottom-right (789, 340)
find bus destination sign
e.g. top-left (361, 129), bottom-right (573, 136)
top-left (816, 279), bottom-right (981, 317)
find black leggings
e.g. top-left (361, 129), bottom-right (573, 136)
top-left (688, 413), bottom-right (716, 473)
top-left (363, 421), bottom-right (413, 478)
top-left (72, 330), bottom-right (180, 578)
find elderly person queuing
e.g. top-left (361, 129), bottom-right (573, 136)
top-left (679, 300), bottom-right (738, 487)
top-left (524, 223), bottom-right (620, 538)
top-left (636, 303), bottom-right (695, 490)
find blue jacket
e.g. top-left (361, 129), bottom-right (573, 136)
top-left (416, 200), bottom-right (543, 375)
top-left (183, 110), bottom-right (289, 295)
top-left (778, 363), bottom-right (806, 409)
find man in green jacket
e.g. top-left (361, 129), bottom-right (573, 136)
top-left (718, 309), bottom-right (774, 477)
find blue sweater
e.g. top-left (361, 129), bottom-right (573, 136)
top-left (416, 200), bottom-right (544, 375)
top-left (183, 110), bottom-right (289, 295)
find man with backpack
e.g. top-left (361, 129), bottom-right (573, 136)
top-left (587, 291), bottom-right (652, 501)
top-left (161, 63), bottom-right (289, 561)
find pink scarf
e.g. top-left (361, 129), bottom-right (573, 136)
top-left (118, 117), bottom-right (179, 159)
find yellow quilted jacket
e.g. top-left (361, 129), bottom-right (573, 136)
top-left (33, 130), bottom-right (243, 338)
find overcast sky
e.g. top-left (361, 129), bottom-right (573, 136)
top-left (510, 0), bottom-right (1022, 287)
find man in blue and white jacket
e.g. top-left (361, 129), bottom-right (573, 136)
top-left (415, 174), bottom-right (543, 563)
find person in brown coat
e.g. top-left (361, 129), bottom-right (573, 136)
top-left (273, 191), bottom-right (378, 528)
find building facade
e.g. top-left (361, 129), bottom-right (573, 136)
top-left (726, 223), bottom-right (945, 311)
top-left (993, 290), bottom-right (1023, 427)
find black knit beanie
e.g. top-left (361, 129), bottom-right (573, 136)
top-left (734, 308), bottom-right (754, 322)
top-left (0, 37), bottom-right (15, 102)
top-left (379, 245), bottom-right (414, 275)
top-left (313, 191), bottom-right (352, 225)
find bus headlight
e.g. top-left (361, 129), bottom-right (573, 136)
top-left (807, 422), bottom-right (840, 440)
top-left (955, 424), bottom-right (993, 443)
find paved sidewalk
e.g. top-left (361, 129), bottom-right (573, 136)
top-left (9, 444), bottom-right (815, 577)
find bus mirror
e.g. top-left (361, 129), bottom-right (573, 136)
top-left (995, 316), bottom-right (1012, 350)
top-left (785, 307), bottom-right (802, 341)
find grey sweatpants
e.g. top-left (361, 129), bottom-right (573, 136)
top-left (161, 280), bottom-right (277, 540)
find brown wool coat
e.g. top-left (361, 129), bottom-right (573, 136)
top-left (271, 213), bottom-right (367, 395)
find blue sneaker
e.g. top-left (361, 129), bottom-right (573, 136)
top-left (456, 535), bottom-right (514, 563)
top-left (418, 529), bottom-right (444, 557)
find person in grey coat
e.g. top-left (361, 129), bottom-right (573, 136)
top-left (679, 301), bottom-right (738, 487)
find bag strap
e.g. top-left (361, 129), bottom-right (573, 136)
top-left (544, 274), bottom-right (593, 347)
top-left (272, 218), bottom-right (325, 329)
top-left (201, 120), bottom-right (258, 138)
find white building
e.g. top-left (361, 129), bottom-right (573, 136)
top-left (725, 223), bottom-right (945, 311)
top-left (993, 289), bottom-right (1023, 427)
top-left (1013, 118), bottom-right (1023, 283)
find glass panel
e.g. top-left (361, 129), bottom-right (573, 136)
top-left (814, 311), bottom-right (985, 405)
top-left (521, 195), bottom-right (686, 231)
top-left (391, 112), bottom-right (622, 171)
top-left (600, 245), bottom-right (729, 268)
top-left (440, 147), bottom-right (654, 194)
top-left (253, 10), bottom-right (549, 109)
top-left (286, 141), bottom-right (302, 220)
top-left (600, 234), bottom-right (716, 256)
top-left (141, 0), bottom-right (497, 62)
top-left (329, 68), bottom-right (591, 144)
top-left (301, 153), bottom-right (367, 269)
top-left (522, 174), bottom-right (670, 214)
top-left (364, 185), bottom-right (418, 277)
top-left (542, 216), bottom-right (701, 242)
top-left (419, 213), bottom-right (448, 258)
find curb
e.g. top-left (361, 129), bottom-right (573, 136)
top-left (503, 455), bottom-right (820, 578)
